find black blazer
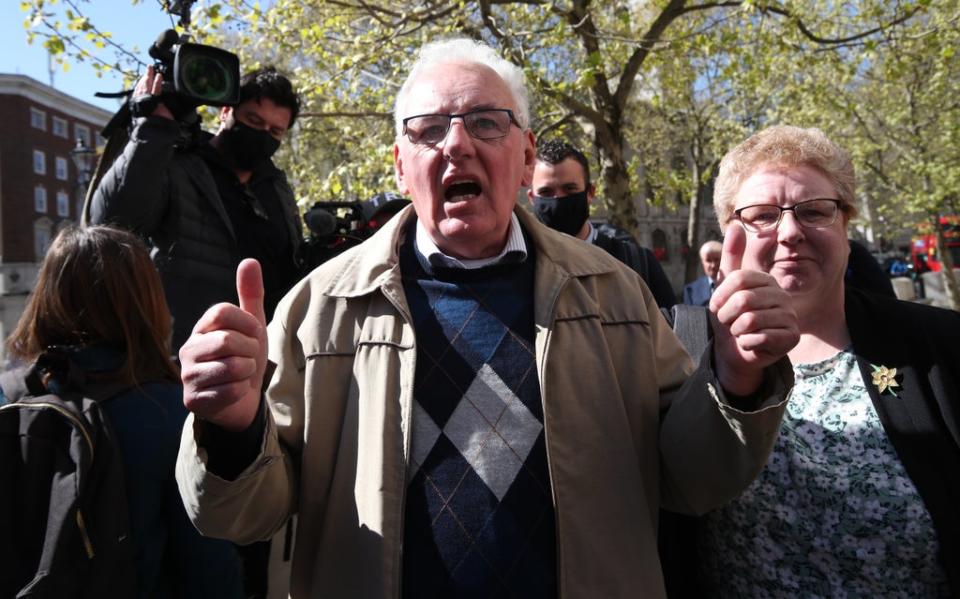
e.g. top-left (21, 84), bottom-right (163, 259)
top-left (660, 288), bottom-right (960, 597)
top-left (845, 288), bottom-right (960, 595)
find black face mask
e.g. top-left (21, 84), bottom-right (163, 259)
top-left (532, 190), bottom-right (590, 236)
top-left (218, 121), bottom-right (281, 171)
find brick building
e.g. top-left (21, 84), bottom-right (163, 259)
top-left (0, 74), bottom-right (112, 359)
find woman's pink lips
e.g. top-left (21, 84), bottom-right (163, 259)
top-left (771, 256), bottom-right (815, 270)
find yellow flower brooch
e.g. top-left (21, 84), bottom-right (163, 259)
top-left (871, 364), bottom-right (900, 397)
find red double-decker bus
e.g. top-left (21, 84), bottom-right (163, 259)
top-left (911, 215), bottom-right (960, 273)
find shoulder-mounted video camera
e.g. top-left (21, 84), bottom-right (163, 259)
top-left (148, 0), bottom-right (239, 108)
top-left (83, 1), bottom-right (243, 224)
top-left (148, 28), bottom-right (240, 108)
top-left (299, 194), bottom-right (411, 273)
top-left (299, 201), bottom-right (371, 271)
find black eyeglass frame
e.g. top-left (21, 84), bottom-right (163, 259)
top-left (401, 108), bottom-right (521, 145)
top-left (732, 198), bottom-right (846, 233)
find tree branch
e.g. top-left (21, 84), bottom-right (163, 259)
top-left (615, 0), bottom-right (688, 110)
top-left (300, 111), bottom-right (393, 119)
top-left (535, 113), bottom-right (576, 138)
top-left (758, 2), bottom-right (921, 45)
top-left (562, 0), bottom-right (616, 110)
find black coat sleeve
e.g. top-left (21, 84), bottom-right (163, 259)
top-left (89, 116), bottom-right (180, 235)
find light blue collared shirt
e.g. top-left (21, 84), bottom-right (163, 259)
top-left (583, 221), bottom-right (597, 244)
top-left (414, 212), bottom-right (528, 270)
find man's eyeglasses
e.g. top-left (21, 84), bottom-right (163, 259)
top-left (402, 109), bottom-right (520, 145)
top-left (733, 199), bottom-right (844, 233)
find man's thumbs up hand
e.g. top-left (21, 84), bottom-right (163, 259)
top-left (237, 258), bottom-right (267, 327)
top-left (180, 259), bottom-right (269, 432)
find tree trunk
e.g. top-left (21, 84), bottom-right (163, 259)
top-left (685, 160), bottom-right (703, 285)
top-left (603, 162), bottom-right (636, 232)
top-left (594, 122), bottom-right (638, 235)
top-left (933, 215), bottom-right (960, 310)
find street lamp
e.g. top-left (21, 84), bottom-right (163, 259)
top-left (70, 137), bottom-right (96, 220)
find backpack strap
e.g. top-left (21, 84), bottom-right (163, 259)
top-left (620, 237), bottom-right (650, 283)
top-left (2, 350), bottom-right (131, 405)
top-left (661, 304), bottom-right (712, 364)
top-left (596, 224), bottom-right (650, 282)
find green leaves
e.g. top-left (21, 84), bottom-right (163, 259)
top-left (17, 0), bottom-right (951, 239)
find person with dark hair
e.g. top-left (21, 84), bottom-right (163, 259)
top-left (3, 225), bottom-right (244, 598)
top-left (88, 64), bottom-right (303, 352)
top-left (529, 138), bottom-right (676, 307)
top-left (237, 66), bottom-right (301, 126)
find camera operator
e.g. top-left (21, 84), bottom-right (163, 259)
top-left (89, 65), bottom-right (303, 352)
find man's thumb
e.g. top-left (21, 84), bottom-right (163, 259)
top-left (237, 258), bottom-right (267, 326)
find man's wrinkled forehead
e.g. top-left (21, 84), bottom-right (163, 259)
top-left (400, 61), bottom-right (514, 116)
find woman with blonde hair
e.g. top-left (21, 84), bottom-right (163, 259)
top-left (3, 225), bottom-right (243, 598)
top-left (689, 125), bottom-right (960, 597)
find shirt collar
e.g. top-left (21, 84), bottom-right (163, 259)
top-left (584, 221), bottom-right (597, 244)
top-left (414, 212), bottom-right (528, 270)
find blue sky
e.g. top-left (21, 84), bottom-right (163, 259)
top-left (1, 3), bottom-right (180, 111)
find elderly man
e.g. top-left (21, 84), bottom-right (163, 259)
top-left (684, 240), bottom-right (723, 306)
top-left (175, 39), bottom-right (798, 597)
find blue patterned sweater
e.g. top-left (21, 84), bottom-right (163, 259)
top-left (399, 235), bottom-right (557, 598)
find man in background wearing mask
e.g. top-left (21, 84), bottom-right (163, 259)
top-left (529, 139), bottom-right (676, 307)
top-left (89, 65), bottom-right (302, 353)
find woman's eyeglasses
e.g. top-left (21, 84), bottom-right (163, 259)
top-left (733, 199), bottom-right (844, 233)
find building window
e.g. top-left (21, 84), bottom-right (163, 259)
top-left (57, 190), bottom-right (70, 217)
top-left (30, 107), bottom-right (46, 130)
top-left (652, 228), bottom-right (669, 261)
top-left (53, 116), bottom-right (69, 138)
top-left (34, 219), bottom-right (53, 261)
top-left (33, 150), bottom-right (46, 175)
top-left (75, 124), bottom-right (91, 148)
top-left (55, 156), bottom-right (69, 180)
top-left (34, 186), bottom-right (48, 213)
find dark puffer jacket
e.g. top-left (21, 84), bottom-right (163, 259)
top-left (88, 116), bottom-right (301, 350)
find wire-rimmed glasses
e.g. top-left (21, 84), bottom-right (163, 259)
top-left (733, 199), bottom-right (844, 233)
top-left (401, 109), bottom-right (520, 145)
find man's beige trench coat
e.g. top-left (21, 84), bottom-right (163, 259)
top-left (177, 206), bottom-right (791, 598)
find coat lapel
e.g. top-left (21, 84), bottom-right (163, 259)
top-left (846, 288), bottom-right (960, 594)
top-left (846, 289), bottom-right (959, 448)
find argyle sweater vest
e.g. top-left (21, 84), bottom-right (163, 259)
top-left (399, 237), bottom-right (557, 598)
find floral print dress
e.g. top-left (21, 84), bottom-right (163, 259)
top-left (698, 349), bottom-right (950, 598)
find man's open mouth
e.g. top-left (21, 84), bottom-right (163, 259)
top-left (444, 181), bottom-right (482, 200)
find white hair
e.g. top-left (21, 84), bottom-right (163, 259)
top-left (699, 240), bottom-right (722, 259)
top-left (394, 38), bottom-right (531, 137)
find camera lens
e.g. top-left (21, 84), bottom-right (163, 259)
top-left (179, 53), bottom-right (233, 102)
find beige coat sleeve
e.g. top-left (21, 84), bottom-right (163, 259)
top-left (175, 298), bottom-right (307, 545)
top-left (650, 294), bottom-right (792, 515)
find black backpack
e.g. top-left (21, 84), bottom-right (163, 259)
top-left (594, 223), bottom-right (652, 283)
top-left (0, 350), bottom-right (137, 598)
